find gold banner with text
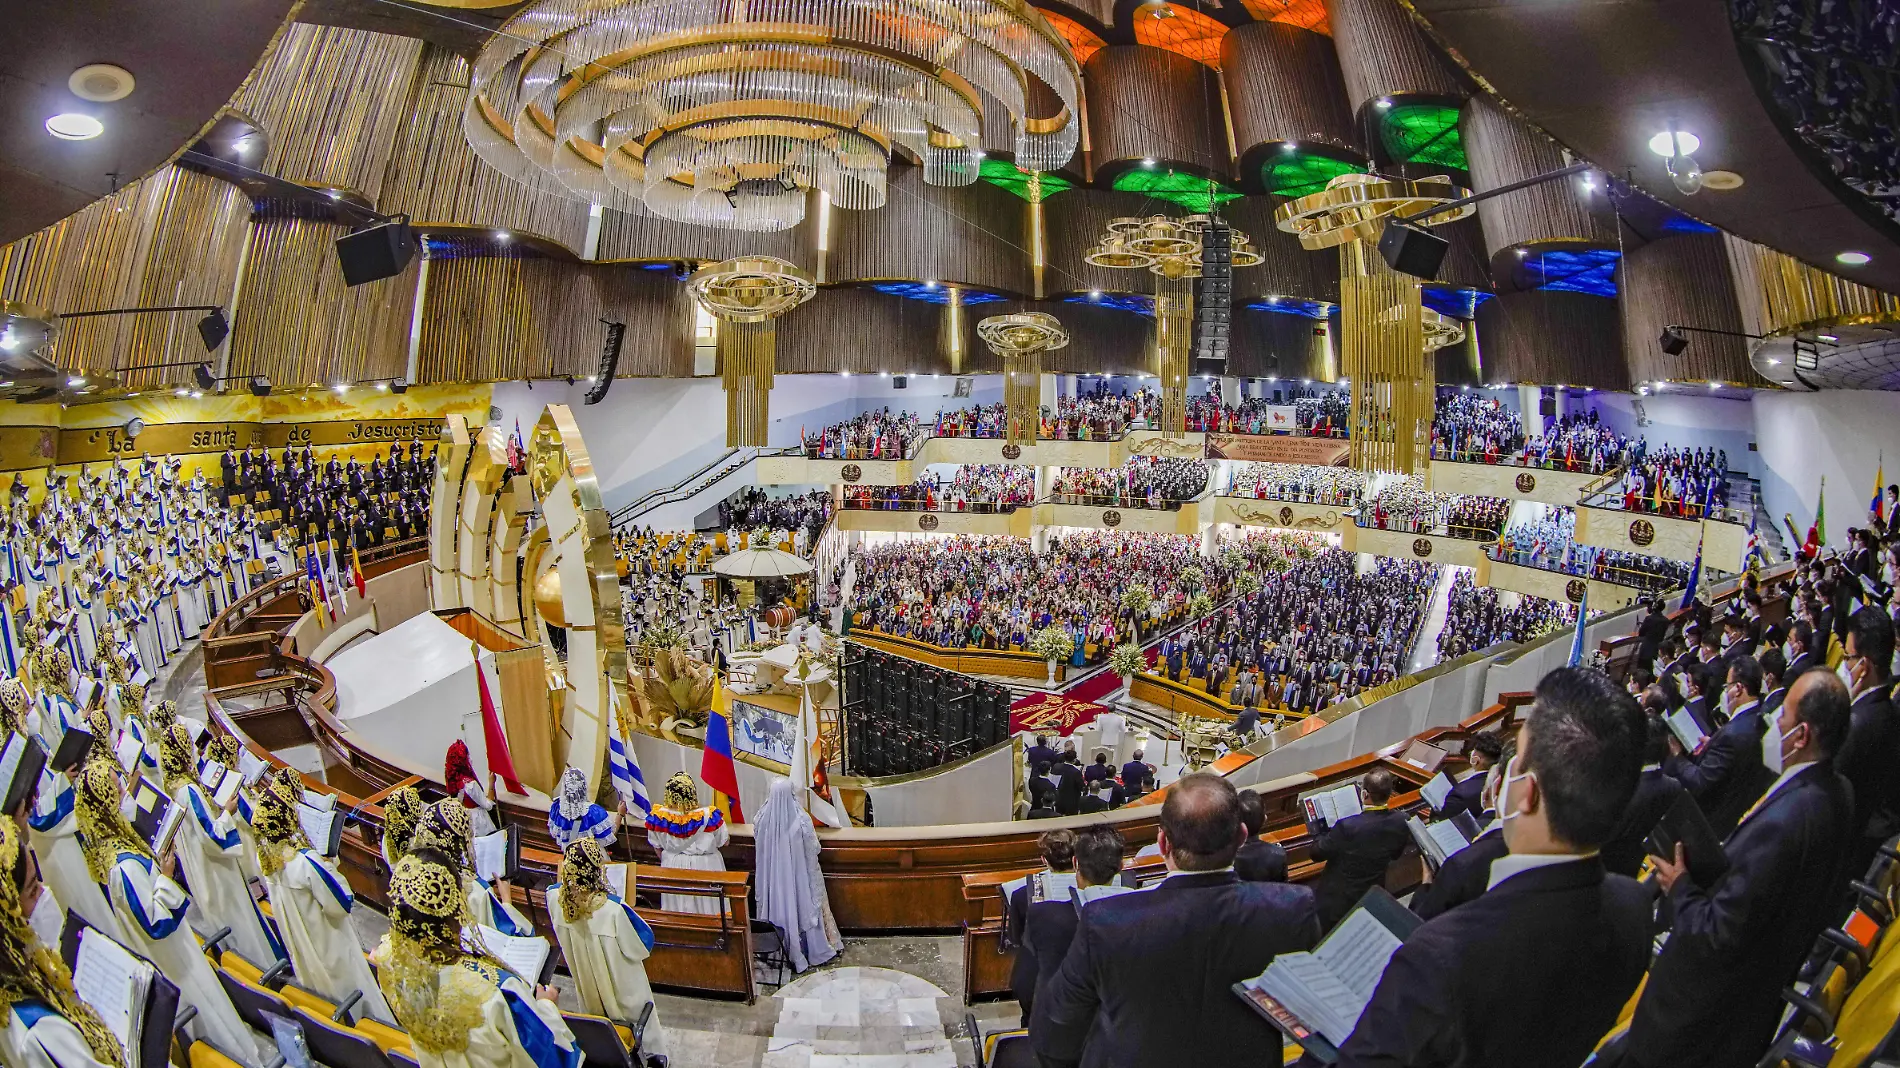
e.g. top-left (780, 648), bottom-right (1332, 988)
top-left (262, 417), bottom-right (448, 448)
top-left (57, 422), bottom-right (264, 465)
top-left (1204, 434), bottom-right (1350, 466)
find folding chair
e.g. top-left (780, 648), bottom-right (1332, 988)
top-left (966, 1012), bottom-right (1035, 1068)
top-left (751, 919), bottom-right (792, 988)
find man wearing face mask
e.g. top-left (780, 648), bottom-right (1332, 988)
top-left (1758, 647), bottom-right (1791, 719)
top-left (1781, 620), bottom-right (1817, 681)
top-left (1330, 668), bottom-right (1650, 1068)
top-left (1410, 744), bottom-right (1512, 920)
top-left (1612, 671), bottom-right (1853, 1068)
top-left (1834, 605), bottom-right (1898, 884)
top-left (1664, 656), bottom-right (1773, 837)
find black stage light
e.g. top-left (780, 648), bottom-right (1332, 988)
top-left (335, 217), bottom-right (417, 287)
top-left (193, 363), bottom-right (216, 390)
top-left (196, 309), bottom-right (230, 351)
top-left (1659, 327), bottom-right (1688, 356)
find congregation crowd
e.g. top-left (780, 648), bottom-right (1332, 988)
top-left (1361, 477), bottom-right (1511, 539)
top-left (714, 487), bottom-right (831, 540)
top-left (1048, 457), bottom-right (1208, 509)
top-left (800, 409), bottom-right (926, 460)
top-left (1434, 573), bottom-right (1576, 662)
top-left (221, 441), bottom-right (435, 551)
top-left (840, 465), bottom-right (1036, 512)
top-left (1493, 506), bottom-right (1698, 592)
top-left (1224, 463), bottom-right (1365, 506)
top-left (1185, 389), bottom-right (1350, 436)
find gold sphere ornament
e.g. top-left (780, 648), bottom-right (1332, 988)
top-left (533, 566), bottom-right (568, 629)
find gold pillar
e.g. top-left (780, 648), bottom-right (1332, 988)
top-left (1155, 272), bottom-right (1194, 437)
top-left (1340, 241), bottom-right (1429, 475)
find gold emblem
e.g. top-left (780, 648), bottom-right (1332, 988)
top-left (1566, 579), bottom-right (1588, 603)
top-left (918, 513), bottom-right (939, 531)
top-left (1516, 472), bottom-right (1537, 494)
top-left (1001, 444), bottom-right (1022, 461)
top-left (1413, 538), bottom-right (1433, 558)
top-left (1103, 510), bottom-right (1122, 527)
top-left (840, 464), bottom-right (862, 483)
top-left (1280, 505), bottom-right (1294, 525)
top-left (1629, 519), bottom-right (1655, 547)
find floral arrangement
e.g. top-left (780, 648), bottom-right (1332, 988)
top-left (1187, 592), bottom-right (1214, 618)
top-left (1120, 584), bottom-right (1152, 614)
top-left (1178, 564), bottom-right (1205, 592)
top-left (1108, 642), bottom-right (1147, 679)
top-left (1028, 625), bottom-right (1076, 664)
top-left (1235, 571), bottom-right (1263, 596)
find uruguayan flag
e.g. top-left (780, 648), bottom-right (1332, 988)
top-left (607, 730), bottom-right (650, 818)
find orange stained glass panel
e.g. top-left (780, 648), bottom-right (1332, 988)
top-left (1237, 0), bottom-right (1330, 33)
top-left (1131, 3), bottom-right (1228, 68)
top-left (1040, 10), bottom-right (1106, 66)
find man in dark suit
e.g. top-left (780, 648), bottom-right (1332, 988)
top-left (1616, 670), bottom-right (1855, 1068)
top-left (1438, 732), bottom-right (1503, 821)
top-left (1782, 619), bottom-right (1817, 682)
top-left (1006, 829), bottom-right (1076, 1016)
top-left (1025, 825), bottom-right (1125, 1035)
top-left (1411, 748), bottom-right (1508, 921)
top-left (1027, 734), bottom-right (1059, 770)
top-left (1601, 715), bottom-right (1686, 877)
top-left (1120, 752), bottom-right (1154, 797)
top-left (1334, 667), bottom-right (1652, 1068)
top-left (1079, 779), bottom-right (1115, 813)
top-left (1310, 769), bottom-right (1411, 931)
top-left (1664, 655), bottom-right (1773, 837)
top-left (1053, 756), bottom-right (1086, 816)
top-left (1635, 598), bottom-right (1671, 668)
top-left (1033, 773), bottom-right (1320, 1068)
top-left (1836, 606), bottom-right (1898, 882)
top-left (1234, 790), bottom-right (1288, 883)
top-left (1231, 704), bottom-right (1262, 739)
top-left (1758, 647), bottom-right (1792, 719)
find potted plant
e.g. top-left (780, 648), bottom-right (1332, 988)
top-left (1108, 642), bottom-right (1146, 701)
top-left (1029, 625), bottom-right (1076, 686)
top-left (1187, 592), bottom-right (1214, 619)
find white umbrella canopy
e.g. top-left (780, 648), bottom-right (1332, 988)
top-left (711, 546), bottom-right (813, 578)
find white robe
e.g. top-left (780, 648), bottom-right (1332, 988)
top-left (106, 852), bottom-right (257, 1067)
top-left (171, 781), bottom-right (278, 968)
top-left (0, 1003), bottom-right (118, 1068)
top-left (267, 849), bottom-right (394, 1024)
top-left (364, 952), bottom-right (581, 1068)
top-left (463, 874), bottom-right (534, 937)
top-left (546, 891), bottom-right (667, 1055)
top-left (26, 773), bottom-right (125, 944)
top-left (230, 791), bottom-right (266, 888)
top-left (646, 811), bottom-right (729, 915)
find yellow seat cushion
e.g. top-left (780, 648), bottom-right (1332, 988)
top-left (357, 1018), bottom-right (415, 1058)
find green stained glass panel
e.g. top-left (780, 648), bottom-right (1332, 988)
top-left (1263, 151), bottom-right (1367, 198)
top-left (977, 158), bottom-right (1075, 202)
top-left (1382, 103), bottom-right (1467, 170)
top-left (1109, 168), bottom-right (1244, 212)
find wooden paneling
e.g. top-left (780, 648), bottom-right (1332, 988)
top-left (1723, 233), bottom-right (1900, 337)
top-left (230, 218), bottom-right (416, 388)
top-left (417, 257), bottom-right (693, 383)
top-left (776, 288), bottom-right (951, 375)
top-left (1043, 187), bottom-right (1160, 296)
top-left (1436, 216), bottom-right (1493, 292)
top-left (1222, 195), bottom-right (1341, 304)
top-left (1221, 23), bottom-right (1357, 159)
top-left (233, 24), bottom-right (423, 203)
top-left (827, 167), bottom-right (1032, 295)
top-left (1476, 289), bottom-right (1628, 389)
top-left (1461, 96), bottom-right (1614, 270)
top-left (1083, 46), bottom-right (1227, 172)
top-left (1038, 300), bottom-right (1155, 375)
top-left (379, 46), bottom-right (591, 254)
top-left (1322, 0), bottom-right (1464, 111)
top-left (596, 199), bottom-right (813, 267)
top-left (1620, 233), bottom-right (1764, 386)
top-left (1230, 306), bottom-right (1328, 379)
top-left (0, 166), bottom-right (251, 388)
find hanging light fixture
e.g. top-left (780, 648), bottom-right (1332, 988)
top-left (462, 0), bottom-right (1083, 232)
top-left (689, 257), bottom-right (816, 445)
top-left (977, 312), bottom-right (1069, 446)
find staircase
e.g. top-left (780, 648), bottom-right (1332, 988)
top-left (1730, 476), bottom-right (1790, 563)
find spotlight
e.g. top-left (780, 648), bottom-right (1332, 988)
top-left (249, 376), bottom-right (272, 397)
top-left (1283, 142), bottom-right (1298, 152)
top-left (45, 113), bottom-right (104, 140)
top-left (332, 383), bottom-right (348, 394)
top-left (1817, 334), bottom-right (1839, 342)
top-left (0, 331), bottom-right (14, 352)
top-left (189, 390), bottom-right (202, 399)
top-left (390, 378), bottom-right (407, 394)
top-left (66, 376), bottom-right (85, 388)
top-left (1375, 98), bottom-right (1392, 109)
top-left (1658, 327), bottom-right (1688, 356)
top-left (175, 388), bottom-right (190, 397)
top-left (1837, 251), bottom-right (1871, 266)
top-left (494, 231), bottom-right (511, 242)
top-left (193, 363), bottom-right (216, 390)
top-left (1648, 131), bottom-right (1701, 157)
top-left (197, 308), bottom-right (229, 351)
top-left (923, 279), bottom-right (937, 289)
top-left (376, 382), bottom-right (389, 391)
top-left (1140, 157), bottom-right (1156, 167)
top-left (1089, 289), bottom-right (1102, 299)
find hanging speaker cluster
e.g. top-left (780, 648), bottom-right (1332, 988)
top-left (1193, 217), bottom-right (1233, 371)
top-left (585, 321), bottom-right (625, 405)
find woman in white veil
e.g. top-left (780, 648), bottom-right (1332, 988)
top-left (752, 778), bottom-right (842, 972)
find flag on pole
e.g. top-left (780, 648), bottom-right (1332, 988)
top-left (1682, 534), bottom-right (1705, 606)
top-left (471, 640), bottom-right (525, 795)
top-left (790, 671), bottom-right (843, 827)
top-left (304, 545), bottom-right (328, 630)
top-left (1803, 476), bottom-right (1827, 558)
top-left (325, 540), bottom-right (344, 614)
top-left (608, 728), bottom-right (650, 818)
top-left (349, 545), bottom-right (367, 599)
top-left (1744, 511), bottom-right (1763, 571)
top-left (1872, 457), bottom-right (1885, 526)
top-left (1567, 587), bottom-right (1589, 667)
top-left (507, 420), bottom-right (524, 472)
top-left (701, 679), bottom-right (745, 823)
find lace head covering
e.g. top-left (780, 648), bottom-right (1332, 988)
top-left (379, 855), bottom-right (502, 1055)
top-left (0, 678), bottom-right (29, 736)
top-left (148, 700), bottom-right (178, 733)
top-left (250, 768), bottom-right (309, 878)
top-left (74, 762), bottom-right (149, 884)
top-left (556, 767), bottom-right (591, 822)
top-left (662, 771), bottom-right (699, 812)
top-left (557, 838), bottom-right (609, 923)
top-left (381, 786), bottom-right (424, 863)
top-left (203, 733), bottom-right (240, 773)
top-left (0, 821), bottom-right (124, 1067)
top-left (156, 722), bottom-right (196, 795)
top-left (407, 798), bottom-right (472, 873)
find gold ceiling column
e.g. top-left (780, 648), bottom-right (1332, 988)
top-left (689, 257), bottom-right (815, 447)
top-left (1155, 269), bottom-right (1194, 437)
top-left (978, 312), bottom-right (1070, 446)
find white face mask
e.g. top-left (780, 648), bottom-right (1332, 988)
top-left (1783, 640), bottom-right (1798, 662)
top-left (1497, 754), bottom-right (1534, 825)
top-left (1838, 659), bottom-right (1859, 696)
top-left (1719, 687), bottom-right (1735, 719)
top-left (1761, 721), bottom-right (1800, 775)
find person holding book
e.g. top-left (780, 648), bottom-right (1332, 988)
top-left (1006, 829), bottom-right (1077, 1017)
top-left (1410, 747), bottom-right (1510, 920)
top-left (21, 747), bottom-right (127, 946)
top-left (156, 724), bottom-right (280, 969)
top-left (1309, 770), bottom-right (1410, 931)
top-left (1234, 791), bottom-right (1288, 883)
top-left (371, 855), bottom-right (580, 1068)
top-left (1610, 669), bottom-right (1855, 1068)
top-left (1598, 717), bottom-right (1686, 878)
top-left (546, 839), bottom-right (667, 1058)
top-left (380, 784), bottom-right (425, 871)
top-left (410, 798), bottom-right (533, 936)
top-left (254, 769), bottom-right (396, 1025)
top-left (1033, 773), bottom-right (1319, 1068)
top-left (1025, 825), bottom-right (1130, 1037)
top-left (1437, 733), bottom-right (1501, 821)
top-left (77, 761), bottom-right (257, 1067)
top-left (1328, 667), bottom-right (1651, 1068)
top-left (1664, 654), bottom-right (1773, 838)
top-left (0, 819), bottom-right (127, 1068)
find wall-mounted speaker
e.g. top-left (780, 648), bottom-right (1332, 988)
top-left (335, 216), bottom-right (417, 287)
top-left (892, 375), bottom-right (908, 389)
top-left (1377, 219), bottom-right (1449, 281)
top-left (585, 321), bottom-right (624, 405)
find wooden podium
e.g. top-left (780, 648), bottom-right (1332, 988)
top-left (438, 607), bottom-right (557, 795)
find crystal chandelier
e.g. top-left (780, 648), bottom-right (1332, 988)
top-left (464, 0), bottom-right (1084, 232)
top-left (1083, 214), bottom-right (1263, 436)
top-left (976, 312), bottom-right (1069, 446)
top-left (689, 257), bottom-right (817, 445)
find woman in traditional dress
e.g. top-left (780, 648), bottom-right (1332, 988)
top-left (380, 784), bottom-right (424, 872)
top-left (645, 772), bottom-right (728, 915)
top-left (545, 767), bottom-right (617, 853)
top-left (545, 839), bottom-right (666, 1055)
top-left (370, 856), bottom-right (578, 1068)
top-left (156, 724), bottom-right (279, 968)
top-left (254, 770), bottom-right (395, 1024)
top-left (407, 798), bottom-right (532, 937)
top-left (445, 740), bottom-right (500, 837)
top-left (752, 778), bottom-right (843, 972)
top-left (0, 819), bottom-right (127, 1068)
top-left (4, 690), bottom-right (124, 945)
top-left (77, 761), bottom-right (256, 1066)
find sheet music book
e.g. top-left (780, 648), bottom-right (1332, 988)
top-left (297, 803), bottom-right (344, 856)
top-left (1300, 783), bottom-right (1365, 834)
top-left (301, 790), bottom-right (336, 812)
top-left (73, 928), bottom-right (153, 1047)
top-left (1, 732), bottom-right (47, 814)
top-left (73, 679), bottom-right (100, 710)
top-left (474, 924), bottom-right (553, 986)
top-left (115, 732), bottom-right (144, 776)
top-left (604, 863), bottom-right (630, 900)
top-left (1664, 708), bottom-right (1708, 753)
top-left (152, 799), bottom-right (188, 860)
top-left (473, 827), bottom-right (519, 883)
top-left (26, 888), bottom-right (63, 949)
top-left (1240, 888), bottom-right (1421, 1050)
top-left (237, 748), bottom-right (269, 786)
top-left (1419, 772), bottom-right (1454, 812)
top-left (126, 779), bottom-right (173, 847)
top-left (50, 725), bottom-right (92, 773)
top-left (198, 760), bottom-right (226, 792)
top-left (1645, 790), bottom-right (1730, 886)
top-left (1406, 816), bottom-right (1476, 869)
top-left (212, 770), bottom-right (242, 810)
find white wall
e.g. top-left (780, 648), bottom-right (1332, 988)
top-left (1587, 390), bottom-right (1760, 477)
top-left (1752, 390), bottom-right (1900, 552)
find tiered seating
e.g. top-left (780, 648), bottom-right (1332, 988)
top-left (1757, 836), bottom-right (1900, 1067)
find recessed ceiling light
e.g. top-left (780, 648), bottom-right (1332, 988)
top-left (1283, 141), bottom-right (1298, 152)
top-left (923, 279), bottom-right (937, 288)
top-left (1765, 358), bottom-right (1781, 366)
top-left (1648, 131), bottom-right (1700, 157)
top-left (1837, 251), bottom-right (1871, 266)
top-left (190, 390), bottom-right (202, 399)
top-left (45, 113), bottom-right (104, 140)
top-left (69, 64), bottom-right (135, 102)
top-left (333, 383), bottom-right (348, 393)
top-left (1709, 381), bottom-right (1721, 389)
top-left (66, 376), bottom-right (85, 388)
top-left (1140, 157), bottom-right (1155, 167)
top-left (1817, 334), bottom-right (1838, 342)
top-left (1375, 98), bottom-right (1392, 109)
top-left (494, 230), bottom-right (510, 241)
top-left (175, 388), bottom-right (190, 397)
top-left (1088, 289), bottom-right (1102, 298)
top-left (1702, 170), bottom-right (1744, 190)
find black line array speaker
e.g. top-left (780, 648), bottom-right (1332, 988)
top-left (334, 217), bottom-right (417, 287)
top-left (584, 321), bottom-right (624, 405)
top-left (1193, 218), bottom-right (1232, 366)
top-left (1376, 219), bottom-right (1448, 282)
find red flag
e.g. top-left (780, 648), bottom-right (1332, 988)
top-left (473, 641), bottom-right (525, 795)
top-left (350, 545), bottom-right (368, 599)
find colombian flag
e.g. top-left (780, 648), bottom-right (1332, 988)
top-left (1872, 458), bottom-right (1885, 527)
top-left (701, 679), bottom-right (745, 823)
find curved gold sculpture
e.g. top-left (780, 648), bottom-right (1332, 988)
top-left (1274, 174), bottom-right (1475, 251)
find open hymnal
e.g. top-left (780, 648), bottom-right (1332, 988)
top-left (1239, 889), bottom-right (1422, 1051)
top-left (473, 827), bottom-right (519, 883)
top-left (474, 924), bottom-right (553, 985)
top-left (301, 790), bottom-right (337, 813)
top-left (115, 732), bottom-right (145, 776)
top-left (604, 863), bottom-right (631, 900)
top-left (1405, 813), bottom-right (1480, 870)
top-left (236, 747), bottom-right (270, 786)
top-left (125, 779), bottom-right (173, 847)
top-left (1, 732), bottom-right (47, 815)
top-left (1664, 708), bottom-right (1708, 753)
top-left (1418, 772), bottom-right (1454, 812)
top-left (298, 803), bottom-right (344, 856)
top-left (49, 725), bottom-right (93, 773)
top-left (73, 928), bottom-right (154, 1047)
top-left (1300, 783), bottom-right (1364, 834)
